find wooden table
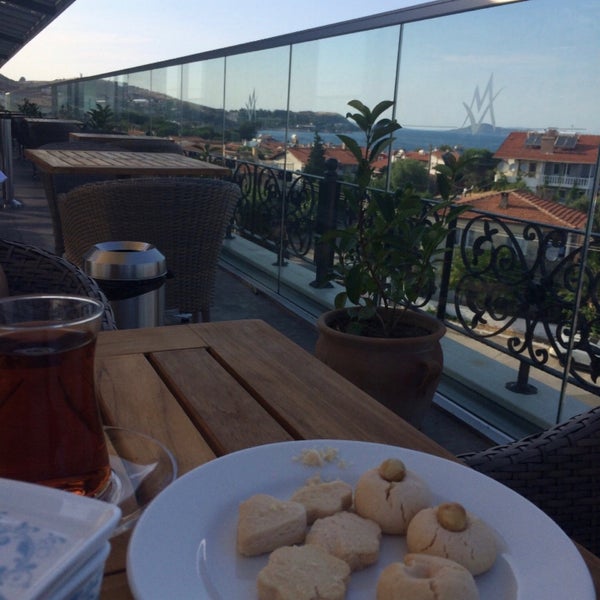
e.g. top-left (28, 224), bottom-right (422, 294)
top-left (94, 320), bottom-right (600, 599)
top-left (23, 148), bottom-right (232, 254)
top-left (24, 148), bottom-right (230, 178)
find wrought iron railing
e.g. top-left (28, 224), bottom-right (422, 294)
top-left (214, 154), bottom-right (600, 400)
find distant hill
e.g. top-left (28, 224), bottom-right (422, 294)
top-left (449, 123), bottom-right (522, 136)
top-left (0, 73), bottom-right (56, 90)
top-left (0, 74), bottom-right (56, 111)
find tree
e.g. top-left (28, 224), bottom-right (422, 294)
top-left (390, 158), bottom-right (429, 192)
top-left (304, 132), bottom-right (327, 176)
top-left (238, 121), bottom-right (257, 141)
top-left (17, 98), bottom-right (42, 117)
top-left (84, 103), bottom-right (115, 132)
top-left (457, 148), bottom-right (498, 191)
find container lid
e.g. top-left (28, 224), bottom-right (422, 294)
top-left (0, 478), bottom-right (121, 600)
top-left (83, 241), bottom-right (167, 281)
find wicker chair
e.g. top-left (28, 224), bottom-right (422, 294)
top-left (458, 405), bottom-right (600, 555)
top-left (0, 238), bottom-right (117, 330)
top-left (58, 177), bottom-right (241, 322)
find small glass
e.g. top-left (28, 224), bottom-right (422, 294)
top-left (0, 294), bottom-right (110, 497)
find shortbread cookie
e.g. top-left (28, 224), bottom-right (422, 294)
top-left (291, 479), bottom-right (353, 524)
top-left (306, 510), bottom-right (381, 571)
top-left (354, 458), bottom-right (431, 534)
top-left (237, 494), bottom-right (307, 556)
top-left (257, 544), bottom-right (351, 600)
top-left (377, 553), bottom-right (479, 600)
top-left (406, 502), bottom-right (497, 575)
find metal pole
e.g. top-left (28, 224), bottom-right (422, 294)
top-left (311, 158), bottom-right (339, 288)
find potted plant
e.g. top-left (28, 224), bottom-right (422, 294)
top-left (315, 99), bottom-right (467, 426)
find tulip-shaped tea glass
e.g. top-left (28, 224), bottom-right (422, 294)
top-left (0, 294), bottom-right (110, 497)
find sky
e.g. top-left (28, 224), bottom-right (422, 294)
top-left (0, 0), bottom-right (427, 82)
top-left (2, 0), bottom-right (598, 132)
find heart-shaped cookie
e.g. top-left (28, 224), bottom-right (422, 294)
top-left (237, 493), bottom-right (307, 556)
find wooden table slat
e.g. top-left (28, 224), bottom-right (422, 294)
top-left (97, 353), bottom-right (216, 475)
top-left (151, 347), bottom-right (294, 453)
top-left (191, 320), bottom-right (455, 458)
top-left (96, 325), bottom-right (207, 358)
top-left (100, 570), bottom-right (133, 600)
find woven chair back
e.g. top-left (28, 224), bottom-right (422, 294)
top-left (58, 177), bottom-right (241, 321)
top-left (0, 238), bottom-right (117, 330)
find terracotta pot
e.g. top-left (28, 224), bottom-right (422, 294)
top-left (315, 308), bottom-right (446, 427)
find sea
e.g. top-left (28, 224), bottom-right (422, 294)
top-left (259, 127), bottom-right (511, 153)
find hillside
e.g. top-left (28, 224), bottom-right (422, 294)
top-left (0, 74), bottom-right (55, 110)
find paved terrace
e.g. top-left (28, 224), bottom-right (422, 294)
top-left (0, 151), bottom-right (493, 455)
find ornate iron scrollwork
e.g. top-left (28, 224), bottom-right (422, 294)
top-left (285, 175), bottom-right (319, 259)
top-left (453, 213), bottom-right (600, 392)
top-left (227, 157), bottom-right (600, 397)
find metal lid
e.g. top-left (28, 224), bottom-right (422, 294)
top-left (83, 241), bottom-right (167, 281)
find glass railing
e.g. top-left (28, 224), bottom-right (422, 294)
top-left (47, 0), bottom-right (600, 439)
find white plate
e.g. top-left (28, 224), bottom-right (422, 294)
top-left (127, 440), bottom-right (594, 599)
top-left (0, 478), bottom-right (121, 600)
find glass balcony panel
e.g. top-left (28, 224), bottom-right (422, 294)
top-left (393, 0), bottom-right (600, 435)
top-left (109, 74), bottom-right (129, 130)
top-left (80, 80), bottom-right (98, 115)
top-left (149, 65), bottom-right (182, 137)
top-left (223, 46), bottom-right (292, 296)
top-left (126, 70), bottom-right (153, 134)
top-left (181, 58), bottom-right (225, 148)
top-left (289, 28), bottom-right (400, 123)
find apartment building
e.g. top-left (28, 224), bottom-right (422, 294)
top-left (494, 129), bottom-right (600, 200)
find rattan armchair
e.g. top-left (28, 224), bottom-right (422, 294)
top-left (58, 177), bottom-right (241, 322)
top-left (458, 405), bottom-right (600, 555)
top-left (0, 238), bottom-right (117, 330)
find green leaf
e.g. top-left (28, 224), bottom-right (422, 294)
top-left (369, 137), bottom-right (395, 162)
top-left (371, 119), bottom-right (401, 142)
top-left (347, 99), bottom-right (370, 117)
top-left (347, 112), bottom-right (370, 132)
top-left (436, 172), bottom-right (453, 201)
top-left (334, 292), bottom-right (348, 309)
top-left (337, 134), bottom-right (363, 163)
top-left (370, 100), bottom-right (395, 121)
top-left (345, 265), bottom-right (364, 305)
top-left (373, 193), bottom-right (395, 222)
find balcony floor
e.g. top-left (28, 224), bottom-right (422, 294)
top-left (0, 151), bottom-right (493, 455)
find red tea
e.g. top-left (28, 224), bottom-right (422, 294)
top-left (0, 328), bottom-right (110, 496)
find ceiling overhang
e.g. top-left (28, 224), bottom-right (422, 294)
top-left (0, 0), bottom-right (76, 69)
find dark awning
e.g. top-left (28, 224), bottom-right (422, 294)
top-left (0, 0), bottom-right (76, 68)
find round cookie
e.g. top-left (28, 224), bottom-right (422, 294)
top-left (354, 458), bottom-right (431, 534)
top-left (406, 502), bottom-right (497, 575)
top-left (376, 553), bottom-right (479, 600)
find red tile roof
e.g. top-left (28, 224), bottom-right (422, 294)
top-left (455, 189), bottom-right (587, 229)
top-left (398, 150), bottom-right (430, 163)
top-left (494, 131), bottom-right (600, 164)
